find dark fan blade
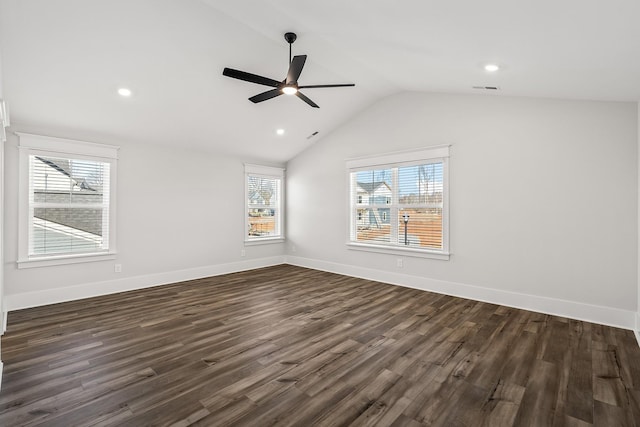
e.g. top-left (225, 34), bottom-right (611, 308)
top-left (286, 55), bottom-right (307, 84)
top-left (223, 68), bottom-right (280, 87)
top-left (296, 91), bottom-right (319, 108)
top-left (249, 89), bottom-right (283, 103)
top-left (298, 83), bottom-right (355, 89)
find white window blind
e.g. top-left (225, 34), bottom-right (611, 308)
top-left (347, 146), bottom-right (449, 258)
top-left (245, 164), bottom-right (284, 242)
top-left (29, 155), bottom-right (110, 256)
top-left (18, 133), bottom-right (118, 267)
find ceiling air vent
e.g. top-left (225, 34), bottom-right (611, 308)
top-left (473, 86), bottom-right (500, 90)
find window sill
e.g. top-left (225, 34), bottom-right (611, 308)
top-left (17, 252), bottom-right (117, 269)
top-left (347, 242), bottom-right (450, 260)
top-left (244, 237), bottom-right (285, 246)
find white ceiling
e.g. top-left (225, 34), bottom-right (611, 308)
top-left (1, 0), bottom-right (639, 163)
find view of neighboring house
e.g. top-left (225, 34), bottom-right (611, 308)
top-left (31, 156), bottom-right (106, 255)
top-left (355, 181), bottom-right (391, 228)
top-left (355, 172), bottom-right (444, 249)
top-left (247, 175), bottom-right (278, 237)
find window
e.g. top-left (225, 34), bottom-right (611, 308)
top-left (18, 133), bottom-right (118, 267)
top-left (347, 146), bottom-right (449, 260)
top-left (245, 164), bottom-right (284, 243)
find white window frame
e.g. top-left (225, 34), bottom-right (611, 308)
top-left (346, 145), bottom-right (450, 260)
top-left (17, 133), bottom-right (119, 268)
top-left (244, 164), bottom-right (285, 245)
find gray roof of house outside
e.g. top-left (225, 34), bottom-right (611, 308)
top-left (357, 181), bottom-right (390, 193)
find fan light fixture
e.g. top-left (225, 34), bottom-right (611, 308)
top-left (282, 86), bottom-right (298, 95)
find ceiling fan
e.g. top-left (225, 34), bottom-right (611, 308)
top-left (222, 32), bottom-right (355, 108)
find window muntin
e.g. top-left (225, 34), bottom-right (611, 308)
top-left (347, 146), bottom-right (449, 258)
top-left (245, 164), bottom-right (284, 242)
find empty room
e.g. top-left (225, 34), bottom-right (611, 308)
top-left (0, 1), bottom-right (639, 426)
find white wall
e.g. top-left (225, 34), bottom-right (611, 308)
top-left (287, 92), bottom-right (638, 328)
top-left (3, 127), bottom-right (286, 309)
top-left (0, 36), bottom-right (5, 387)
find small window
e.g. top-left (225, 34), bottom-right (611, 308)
top-left (245, 164), bottom-right (284, 243)
top-left (347, 146), bottom-right (450, 260)
top-left (18, 133), bottom-right (118, 267)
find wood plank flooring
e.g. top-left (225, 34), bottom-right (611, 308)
top-left (1, 264), bottom-right (640, 426)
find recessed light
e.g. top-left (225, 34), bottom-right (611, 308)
top-left (118, 88), bottom-right (132, 97)
top-left (484, 64), bottom-right (500, 72)
top-left (276, 128), bottom-right (285, 135)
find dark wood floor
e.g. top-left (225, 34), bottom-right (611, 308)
top-left (1, 265), bottom-right (639, 426)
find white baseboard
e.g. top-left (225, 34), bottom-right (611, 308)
top-left (0, 361), bottom-right (3, 391)
top-left (286, 255), bottom-right (637, 331)
top-left (4, 256), bottom-right (286, 312)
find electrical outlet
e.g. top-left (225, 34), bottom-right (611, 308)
top-left (114, 264), bottom-right (122, 273)
top-left (241, 249), bottom-right (246, 257)
top-left (396, 258), bottom-right (403, 268)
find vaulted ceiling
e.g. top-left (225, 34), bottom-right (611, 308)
top-left (1, 0), bottom-right (639, 163)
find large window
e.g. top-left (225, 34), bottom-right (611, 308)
top-left (18, 133), bottom-right (118, 267)
top-left (245, 164), bottom-right (284, 243)
top-left (347, 146), bottom-right (449, 259)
